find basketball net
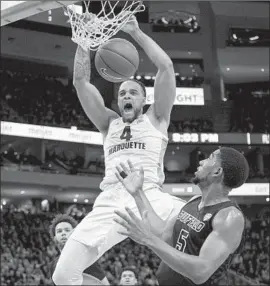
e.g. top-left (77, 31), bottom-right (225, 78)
top-left (64, 1), bottom-right (145, 51)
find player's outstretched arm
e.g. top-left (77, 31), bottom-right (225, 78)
top-left (114, 161), bottom-right (167, 237)
top-left (122, 16), bottom-right (175, 124)
top-left (73, 45), bottom-right (119, 135)
top-left (115, 205), bottom-right (244, 285)
top-left (147, 207), bottom-right (245, 284)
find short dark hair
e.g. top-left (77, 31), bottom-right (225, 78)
top-left (121, 266), bottom-right (138, 279)
top-left (49, 214), bottom-right (78, 240)
top-left (219, 147), bottom-right (249, 189)
top-left (125, 79), bottom-right (146, 97)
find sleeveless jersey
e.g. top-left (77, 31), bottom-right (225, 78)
top-left (157, 196), bottom-right (245, 286)
top-left (100, 114), bottom-right (168, 191)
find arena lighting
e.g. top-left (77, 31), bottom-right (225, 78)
top-left (48, 10), bottom-right (52, 22)
top-left (250, 35), bottom-right (259, 41)
top-left (41, 199), bottom-right (49, 211)
top-left (144, 75), bottom-right (151, 80)
top-left (184, 17), bottom-right (192, 24)
top-left (266, 198), bottom-right (269, 202)
top-left (136, 75), bottom-right (141, 80)
top-left (232, 34), bottom-right (238, 40)
top-left (20, 190), bottom-right (25, 194)
top-left (73, 198), bottom-right (78, 203)
top-left (247, 133), bottom-right (251, 145)
top-left (261, 68), bottom-right (265, 72)
top-left (226, 67), bottom-right (230, 71)
top-left (75, 194), bottom-right (79, 198)
top-left (161, 16), bottom-right (168, 24)
top-left (2, 200), bottom-right (6, 206)
top-left (41, 199), bottom-right (48, 205)
top-left (84, 199), bottom-right (89, 203)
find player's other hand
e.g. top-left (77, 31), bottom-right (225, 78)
top-left (121, 15), bottom-right (139, 34)
top-left (115, 160), bottom-right (144, 195)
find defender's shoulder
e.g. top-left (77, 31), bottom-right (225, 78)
top-left (213, 206), bottom-right (244, 232)
top-left (188, 195), bottom-right (201, 203)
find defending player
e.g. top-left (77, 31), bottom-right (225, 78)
top-left (49, 214), bottom-right (109, 285)
top-left (53, 16), bottom-right (185, 285)
top-left (114, 147), bottom-right (249, 285)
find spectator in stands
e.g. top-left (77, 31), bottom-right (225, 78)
top-left (119, 267), bottom-right (138, 286)
top-left (49, 214), bottom-right (109, 285)
top-left (228, 88), bottom-right (270, 133)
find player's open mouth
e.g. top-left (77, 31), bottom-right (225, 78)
top-left (124, 103), bottom-right (133, 113)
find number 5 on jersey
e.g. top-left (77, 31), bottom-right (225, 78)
top-left (120, 126), bottom-right (132, 142)
top-left (176, 229), bottom-right (189, 252)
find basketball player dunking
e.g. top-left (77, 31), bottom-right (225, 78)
top-left (114, 147), bottom-right (249, 285)
top-left (49, 214), bottom-right (109, 285)
top-left (52, 16), bottom-right (185, 285)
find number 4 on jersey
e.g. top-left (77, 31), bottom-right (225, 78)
top-left (120, 126), bottom-right (132, 141)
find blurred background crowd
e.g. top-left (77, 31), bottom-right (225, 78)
top-left (1, 68), bottom-right (269, 133)
top-left (1, 68), bottom-right (269, 182)
top-left (1, 136), bottom-right (269, 183)
top-left (1, 203), bottom-right (269, 286)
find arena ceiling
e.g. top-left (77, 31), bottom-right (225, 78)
top-left (1, 1), bottom-right (269, 83)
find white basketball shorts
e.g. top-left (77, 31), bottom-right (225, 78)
top-left (70, 182), bottom-right (186, 260)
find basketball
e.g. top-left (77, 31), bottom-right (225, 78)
top-left (95, 38), bottom-right (139, 83)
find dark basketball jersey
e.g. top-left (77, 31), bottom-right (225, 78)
top-left (157, 196), bottom-right (245, 286)
top-left (50, 255), bottom-right (105, 284)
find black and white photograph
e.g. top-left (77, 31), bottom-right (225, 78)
top-left (1, 1), bottom-right (269, 285)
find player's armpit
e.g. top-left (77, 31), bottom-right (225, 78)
top-left (74, 81), bottom-right (119, 135)
top-left (197, 207), bottom-right (245, 284)
top-left (148, 64), bottom-right (176, 125)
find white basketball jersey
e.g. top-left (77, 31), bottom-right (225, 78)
top-left (100, 114), bottom-right (168, 191)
